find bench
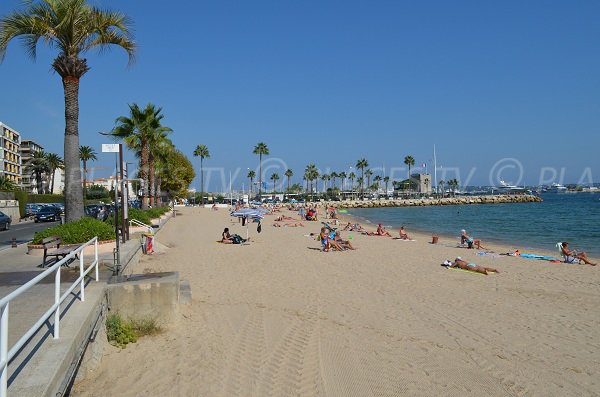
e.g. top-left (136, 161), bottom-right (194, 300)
top-left (42, 236), bottom-right (77, 267)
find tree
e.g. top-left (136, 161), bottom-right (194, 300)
top-left (86, 184), bottom-right (109, 199)
top-left (404, 155), bottom-right (415, 192)
top-left (253, 142), bottom-right (269, 198)
top-left (27, 151), bottom-right (49, 193)
top-left (159, 150), bottom-right (195, 198)
top-left (447, 179), bottom-right (459, 197)
top-left (247, 170), bottom-right (256, 195)
top-left (320, 173), bottom-right (329, 193)
top-left (0, 176), bottom-right (16, 191)
top-left (111, 103), bottom-right (166, 209)
top-left (45, 152), bottom-right (64, 194)
top-left (365, 169), bottom-right (374, 193)
top-left (374, 175), bottom-right (382, 192)
top-left (338, 171), bottom-right (347, 191)
top-left (0, 0), bottom-right (135, 221)
top-left (193, 144), bottom-right (210, 205)
top-left (383, 176), bottom-right (390, 196)
top-left (438, 180), bottom-right (445, 197)
top-left (330, 172), bottom-right (338, 190)
top-left (270, 173), bottom-right (279, 193)
top-left (349, 172), bottom-right (356, 191)
top-left (356, 159), bottom-right (368, 198)
top-left (79, 145), bottom-right (97, 200)
top-left (305, 163), bottom-right (319, 201)
top-left (148, 124), bottom-right (173, 206)
top-left (284, 169), bottom-right (293, 194)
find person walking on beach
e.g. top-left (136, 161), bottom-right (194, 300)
top-left (561, 242), bottom-right (596, 265)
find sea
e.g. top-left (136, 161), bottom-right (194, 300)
top-left (347, 193), bottom-right (600, 257)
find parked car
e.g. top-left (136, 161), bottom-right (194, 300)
top-left (34, 206), bottom-right (62, 223)
top-left (0, 211), bottom-right (11, 230)
top-left (25, 203), bottom-right (43, 217)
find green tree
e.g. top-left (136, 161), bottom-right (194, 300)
top-left (44, 152), bottom-right (64, 194)
top-left (338, 171), bottom-right (347, 191)
top-left (348, 172), bottom-right (356, 191)
top-left (270, 172), bottom-right (279, 193)
top-left (0, 176), bottom-right (16, 191)
top-left (253, 142), bottom-right (269, 198)
top-left (111, 103), bottom-right (166, 209)
top-left (150, 133), bottom-right (174, 206)
top-left (284, 169), bottom-right (293, 194)
top-left (159, 150), bottom-right (195, 198)
top-left (27, 151), bottom-right (49, 193)
top-left (193, 144), bottom-right (210, 205)
top-left (447, 179), bottom-right (459, 197)
top-left (0, 0), bottom-right (135, 221)
top-left (374, 175), bottom-right (382, 192)
top-left (79, 145), bottom-right (97, 200)
top-left (355, 159), bottom-right (368, 198)
top-left (247, 170), bottom-right (256, 196)
top-left (305, 163), bottom-right (319, 201)
top-left (365, 169), bottom-right (374, 193)
top-left (383, 176), bottom-right (390, 196)
top-left (86, 184), bottom-right (109, 199)
top-left (404, 155), bottom-right (415, 192)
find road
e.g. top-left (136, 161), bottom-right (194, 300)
top-left (0, 220), bottom-right (59, 250)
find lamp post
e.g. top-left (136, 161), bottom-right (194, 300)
top-left (101, 142), bottom-right (121, 274)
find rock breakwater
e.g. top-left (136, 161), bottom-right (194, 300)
top-left (315, 195), bottom-right (542, 209)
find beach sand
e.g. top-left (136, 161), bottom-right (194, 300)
top-left (73, 206), bottom-right (600, 396)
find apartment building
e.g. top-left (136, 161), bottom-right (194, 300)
top-left (19, 139), bottom-right (44, 192)
top-left (0, 122), bottom-right (21, 184)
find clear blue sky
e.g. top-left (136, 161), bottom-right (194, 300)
top-left (1, 0), bottom-right (599, 191)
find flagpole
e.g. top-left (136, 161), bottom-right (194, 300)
top-left (433, 144), bottom-right (438, 195)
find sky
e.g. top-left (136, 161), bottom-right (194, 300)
top-left (1, 0), bottom-right (599, 192)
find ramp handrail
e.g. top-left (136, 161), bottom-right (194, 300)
top-left (0, 236), bottom-right (99, 397)
top-left (129, 218), bottom-right (154, 234)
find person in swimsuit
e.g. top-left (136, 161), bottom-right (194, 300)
top-left (221, 227), bottom-right (234, 244)
top-left (449, 257), bottom-right (499, 275)
top-left (399, 226), bottom-right (410, 240)
top-left (561, 242), bottom-right (596, 265)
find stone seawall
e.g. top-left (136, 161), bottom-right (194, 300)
top-left (315, 195), bottom-right (542, 209)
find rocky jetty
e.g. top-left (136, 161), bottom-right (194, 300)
top-left (314, 195), bottom-right (542, 209)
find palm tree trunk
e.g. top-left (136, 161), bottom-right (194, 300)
top-left (63, 77), bottom-right (85, 221)
top-left (50, 167), bottom-right (56, 193)
top-left (149, 151), bottom-right (156, 207)
top-left (200, 158), bottom-right (204, 205)
top-left (140, 139), bottom-right (149, 209)
top-left (82, 161), bottom-right (87, 201)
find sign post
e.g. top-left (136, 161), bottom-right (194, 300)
top-left (102, 143), bottom-right (121, 274)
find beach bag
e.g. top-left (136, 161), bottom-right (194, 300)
top-left (231, 234), bottom-right (243, 244)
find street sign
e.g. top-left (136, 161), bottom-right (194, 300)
top-left (102, 143), bottom-right (119, 153)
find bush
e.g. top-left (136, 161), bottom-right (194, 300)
top-left (145, 206), bottom-right (171, 219)
top-left (86, 184), bottom-right (110, 199)
top-left (32, 217), bottom-right (116, 244)
top-left (14, 190), bottom-right (27, 218)
top-left (28, 194), bottom-right (64, 204)
top-left (106, 312), bottom-right (161, 348)
top-left (127, 208), bottom-right (152, 224)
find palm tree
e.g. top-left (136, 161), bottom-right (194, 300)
top-left (270, 173), bottom-right (279, 193)
top-left (356, 159), bottom-right (369, 198)
top-left (374, 175), bottom-right (382, 192)
top-left (365, 169), bottom-right (374, 193)
top-left (0, 176), bottom-right (16, 191)
top-left (253, 142), bottom-right (269, 198)
top-left (149, 130), bottom-right (173, 205)
top-left (45, 152), bottom-right (64, 194)
top-left (27, 151), bottom-right (49, 194)
top-left (321, 173), bottom-right (330, 193)
top-left (330, 172), bottom-right (338, 190)
top-left (111, 103), bottom-right (165, 209)
top-left (305, 163), bottom-right (319, 201)
top-left (448, 179), bottom-right (459, 197)
top-left (338, 171), bottom-right (347, 191)
top-left (0, 0), bottom-right (135, 221)
top-left (79, 146), bottom-right (97, 200)
top-left (404, 155), bottom-right (415, 192)
top-left (383, 176), bottom-right (390, 196)
top-left (193, 144), bottom-right (210, 205)
top-left (438, 180), bottom-right (445, 197)
top-left (284, 169), bottom-right (293, 195)
top-left (247, 170), bottom-right (256, 196)
top-left (349, 172), bottom-right (356, 191)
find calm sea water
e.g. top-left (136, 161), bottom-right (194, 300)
top-left (347, 193), bottom-right (600, 256)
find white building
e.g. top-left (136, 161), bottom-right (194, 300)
top-left (0, 122), bottom-right (22, 185)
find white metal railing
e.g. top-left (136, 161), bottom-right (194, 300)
top-left (129, 219), bottom-right (154, 234)
top-left (0, 236), bottom-right (99, 397)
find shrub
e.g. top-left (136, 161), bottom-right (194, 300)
top-left (145, 206), bottom-right (171, 219)
top-left (14, 190), bottom-right (27, 218)
top-left (28, 194), bottom-right (64, 204)
top-left (106, 312), bottom-right (161, 348)
top-left (32, 217), bottom-right (116, 244)
top-left (127, 208), bottom-right (152, 224)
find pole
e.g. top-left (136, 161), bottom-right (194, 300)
top-left (114, 150), bottom-right (120, 274)
top-left (119, 145), bottom-right (126, 244)
top-left (433, 144), bottom-right (438, 196)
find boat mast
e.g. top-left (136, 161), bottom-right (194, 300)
top-left (433, 144), bottom-right (438, 194)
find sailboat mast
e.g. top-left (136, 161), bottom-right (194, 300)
top-left (433, 144), bottom-right (438, 194)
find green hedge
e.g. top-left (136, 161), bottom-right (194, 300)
top-left (32, 217), bottom-right (116, 244)
top-left (29, 194), bottom-right (64, 204)
top-left (13, 190), bottom-right (27, 218)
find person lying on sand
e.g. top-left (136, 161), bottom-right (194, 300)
top-left (365, 224), bottom-right (392, 237)
top-left (273, 222), bottom-right (304, 227)
top-left (444, 257), bottom-right (499, 275)
top-left (275, 215), bottom-right (298, 222)
top-left (561, 242), bottom-right (596, 265)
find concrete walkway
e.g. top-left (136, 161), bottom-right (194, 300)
top-left (0, 212), bottom-right (174, 396)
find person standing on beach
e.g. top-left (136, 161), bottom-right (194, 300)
top-left (298, 206), bottom-right (305, 220)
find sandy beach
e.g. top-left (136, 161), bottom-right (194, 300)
top-left (73, 206), bottom-right (600, 396)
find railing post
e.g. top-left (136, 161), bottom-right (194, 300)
top-left (79, 252), bottom-right (85, 302)
top-left (94, 238), bottom-right (99, 281)
top-left (53, 269), bottom-right (61, 339)
top-left (1, 303), bottom-right (9, 397)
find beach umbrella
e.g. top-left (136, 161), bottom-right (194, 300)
top-left (230, 208), bottom-right (264, 241)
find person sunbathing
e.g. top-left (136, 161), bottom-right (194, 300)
top-left (275, 215), bottom-right (297, 221)
top-left (461, 229), bottom-right (486, 249)
top-left (366, 224), bottom-right (392, 237)
top-left (333, 231), bottom-right (355, 250)
top-left (561, 242), bottom-right (596, 265)
top-left (273, 222), bottom-right (304, 227)
top-left (446, 257), bottom-right (499, 275)
top-left (399, 226), bottom-right (410, 240)
top-left (320, 227), bottom-right (344, 252)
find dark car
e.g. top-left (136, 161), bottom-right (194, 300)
top-left (34, 206), bottom-right (62, 223)
top-left (0, 211), bottom-right (11, 230)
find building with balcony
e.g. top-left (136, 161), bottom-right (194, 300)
top-left (19, 139), bottom-right (44, 192)
top-left (0, 122), bottom-right (21, 185)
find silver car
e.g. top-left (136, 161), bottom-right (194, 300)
top-left (0, 211), bottom-right (11, 231)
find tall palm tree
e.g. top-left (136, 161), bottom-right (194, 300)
top-left (438, 180), bottom-right (445, 197)
top-left (356, 158), bottom-right (368, 198)
top-left (45, 152), bottom-right (64, 194)
top-left (148, 130), bottom-right (173, 206)
top-left (27, 151), bottom-right (49, 193)
top-left (247, 170), bottom-right (256, 196)
top-left (284, 169), bottom-right (293, 194)
top-left (321, 173), bottom-right (330, 193)
top-left (193, 144), bottom-right (210, 205)
top-left (79, 145), bottom-right (97, 199)
top-left (374, 175), bottom-right (382, 191)
top-left (0, 176), bottom-right (16, 191)
top-left (365, 169), bottom-right (374, 193)
top-left (348, 172), bottom-right (356, 191)
top-left (270, 173), bottom-right (279, 193)
top-left (111, 103), bottom-right (165, 209)
top-left (404, 155), bottom-right (415, 192)
top-left (330, 172), bottom-right (338, 190)
top-left (338, 171), bottom-right (347, 191)
top-left (305, 163), bottom-right (319, 201)
top-left (383, 176), bottom-right (390, 196)
top-left (0, 0), bottom-right (135, 221)
top-left (253, 142), bottom-right (269, 198)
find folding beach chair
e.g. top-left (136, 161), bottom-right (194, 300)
top-left (556, 242), bottom-right (580, 264)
